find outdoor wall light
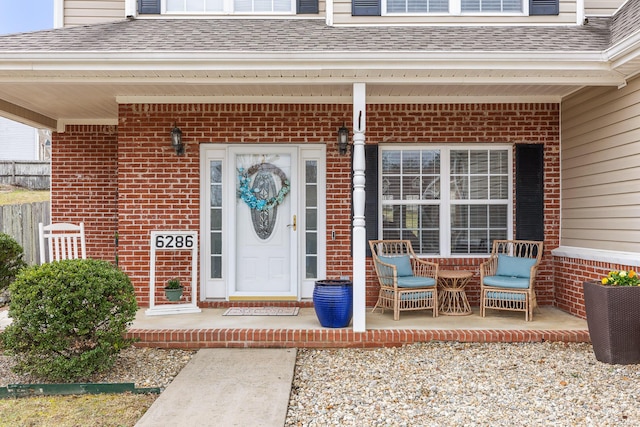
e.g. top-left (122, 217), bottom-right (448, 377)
top-left (337, 124), bottom-right (349, 155)
top-left (170, 124), bottom-right (185, 156)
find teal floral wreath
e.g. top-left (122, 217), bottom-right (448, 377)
top-left (237, 163), bottom-right (290, 211)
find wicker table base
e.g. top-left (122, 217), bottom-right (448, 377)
top-left (438, 270), bottom-right (473, 316)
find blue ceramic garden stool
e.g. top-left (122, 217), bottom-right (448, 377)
top-left (313, 280), bottom-right (353, 328)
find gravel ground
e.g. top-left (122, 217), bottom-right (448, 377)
top-left (285, 342), bottom-right (640, 426)
top-left (2, 340), bottom-right (640, 426)
top-left (0, 347), bottom-right (195, 389)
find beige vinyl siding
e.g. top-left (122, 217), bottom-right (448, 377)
top-left (561, 76), bottom-right (640, 253)
top-left (64, 0), bottom-right (125, 27)
top-left (334, 0), bottom-right (576, 24)
top-left (584, 0), bottom-right (624, 16)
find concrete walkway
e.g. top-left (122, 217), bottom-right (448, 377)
top-left (135, 348), bottom-right (297, 427)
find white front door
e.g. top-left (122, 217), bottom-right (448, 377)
top-left (230, 147), bottom-right (297, 299)
top-left (200, 144), bottom-right (326, 302)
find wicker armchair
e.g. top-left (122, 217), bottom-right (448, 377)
top-left (369, 240), bottom-right (439, 320)
top-left (480, 239), bottom-right (544, 321)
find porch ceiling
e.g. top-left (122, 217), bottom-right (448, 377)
top-left (0, 70), bottom-right (622, 130)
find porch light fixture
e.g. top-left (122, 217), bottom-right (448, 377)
top-left (170, 124), bottom-right (185, 156)
top-left (337, 124), bottom-right (349, 155)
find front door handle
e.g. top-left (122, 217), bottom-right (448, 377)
top-left (287, 215), bottom-right (297, 231)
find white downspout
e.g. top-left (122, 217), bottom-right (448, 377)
top-left (53, 0), bottom-right (64, 28)
top-left (576, 0), bottom-right (585, 25)
top-left (352, 83), bottom-right (366, 332)
top-left (125, 0), bottom-right (138, 18)
top-left (326, 0), bottom-right (334, 26)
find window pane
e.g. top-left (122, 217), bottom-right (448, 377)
top-left (306, 162), bottom-right (317, 183)
top-left (210, 161), bottom-right (222, 183)
top-left (306, 233), bottom-right (317, 254)
top-left (211, 257), bottom-right (221, 279)
top-left (211, 185), bottom-right (222, 206)
top-left (274, 0), bottom-right (290, 11)
top-left (422, 150), bottom-right (440, 174)
top-left (451, 205), bottom-right (468, 228)
top-left (470, 150), bottom-right (487, 173)
top-left (187, 0), bottom-right (204, 11)
top-left (470, 176), bottom-right (488, 199)
top-left (430, 0), bottom-right (449, 11)
top-left (255, 0), bottom-right (272, 11)
top-left (206, 0), bottom-right (224, 10)
top-left (422, 176), bottom-right (440, 200)
top-left (451, 176), bottom-right (467, 200)
top-left (235, 0), bottom-right (252, 11)
top-left (210, 209), bottom-right (222, 229)
top-left (451, 229), bottom-right (469, 254)
top-left (491, 150), bottom-right (508, 174)
top-left (490, 175), bottom-right (508, 199)
top-left (210, 233), bottom-right (222, 254)
top-left (382, 151), bottom-right (401, 173)
top-left (470, 230), bottom-right (488, 253)
top-left (306, 256), bottom-right (317, 279)
top-left (403, 151), bottom-right (420, 173)
top-left (489, 205), bottom-right (507, 227)
top-left (167, 0), bottom-right (185, 11)
top-left (402, 175), bottom-right (420, 199)
top-left (469, 205), bottom-right (487, 228)
top-left (382, 176), bottom-right (401, 200)
top-left (306, 209), bottom-right (317, 230)
top-left (306, 184), bottom-right (317, 206)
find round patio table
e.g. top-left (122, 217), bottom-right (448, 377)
top-left (438, 270), bottom-right (473, 315)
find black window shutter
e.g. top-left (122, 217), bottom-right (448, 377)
top-left (530, 0), bottom-right (559, 15)
top-left (364, 145), bottom-right (379, 256)
top-left (353, 0), bottom-right (381, 16)
top-left (515, 144), bottom-right (544, 241)
top-left (139, 0), bottom-right (161, 14)
top-left (297, 0), bottom-right (319, 13)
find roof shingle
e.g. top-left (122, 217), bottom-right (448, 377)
top-left (0, 18), bottom-right (613, 53)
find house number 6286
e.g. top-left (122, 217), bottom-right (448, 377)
top-left (154, 234), bottom-right (195, 249)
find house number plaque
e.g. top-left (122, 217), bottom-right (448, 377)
top-left (147, 230), bottom-right (201, 316)
top-left (153, 233), bottom-right (196, 250)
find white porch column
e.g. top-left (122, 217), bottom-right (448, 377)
top-left (352, 83), bottom-right (366, 332)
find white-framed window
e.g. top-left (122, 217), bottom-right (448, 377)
top-left (380, 145), bottom-right (512, 256)
top-left (386, 0), bottom-right (448, 13)
top-left (382, 0), bottom-right (524, 13)
top-left (165, 0), bottom-right (294, 13)
top-left (461, 0), bottom-right (521, 12)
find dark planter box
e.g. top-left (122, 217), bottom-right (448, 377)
top-left (583, 280), bottom-right (640, 364)
top-left (313, 280), bottom-right (353, 328)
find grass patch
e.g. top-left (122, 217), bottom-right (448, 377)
top-left (0, 185), bottom-right (49, 206)
top-left (0, 393), bottom-right (157, 427)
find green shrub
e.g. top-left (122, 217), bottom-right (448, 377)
top-left (0, 233), bottom-right (27, 293)
top-left (1, 259), bottom-right (138, 381)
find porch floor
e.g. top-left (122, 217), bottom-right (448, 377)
top-left (127, 306), bottom-right (589, 348)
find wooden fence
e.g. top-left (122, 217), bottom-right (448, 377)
top-left (0, 161), bottom-right (50, 190)
top-left (0, 201), bottom-right (50, 265)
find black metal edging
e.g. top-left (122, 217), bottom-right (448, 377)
top-left (0, 382), bottom-right (162, 399)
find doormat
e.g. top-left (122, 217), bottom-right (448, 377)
top-left (222, 307), bottom-right (300, 316)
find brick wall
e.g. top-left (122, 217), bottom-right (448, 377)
top-left (51, 125), bottom-right (118, 262)
top-left (53, 103), bottom-right (560, 308)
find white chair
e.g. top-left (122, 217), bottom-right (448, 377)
top-left (39, 222), bottom-right (87, 264)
